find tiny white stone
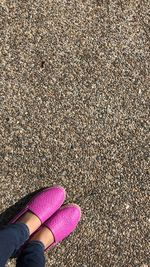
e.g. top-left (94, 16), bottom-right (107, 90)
top-left (125, 203), bottom-right (130, 210)
top-left (139, 88), bottom-right (142, 94)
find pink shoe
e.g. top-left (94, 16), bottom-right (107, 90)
top-left (10, 186), bottom-right (66, 225)
top-left (44, 204), bottom-right (81, 250)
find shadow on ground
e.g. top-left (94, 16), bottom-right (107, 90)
top-left (0, 188), bottom-right (44, 227)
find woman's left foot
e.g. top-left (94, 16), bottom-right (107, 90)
top-left (10, 186), bottom-right (66, 235)
top-left (18, 212), bottom-right (41, 235)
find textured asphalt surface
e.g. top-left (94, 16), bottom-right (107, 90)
top-left (0, 1), bottom-right (150, 267)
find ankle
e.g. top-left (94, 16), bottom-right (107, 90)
top-left (18, 212), bottom-right (41, 235)
top-left (30, 227), bottom-right (54, 249)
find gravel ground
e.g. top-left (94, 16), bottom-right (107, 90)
top-left (0, 1), bottom-right (150, 267)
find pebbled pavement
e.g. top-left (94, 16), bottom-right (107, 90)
top-left (0, 1), bottom-right (149, 267)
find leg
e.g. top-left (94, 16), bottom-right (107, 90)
top-left (0, 223), bottom-right (29, 267)
top-left (0, 211), bottom-right (41, 267)
top-left (16, 241), bottom-right (45, 267)
top-left (16, 203), bottom-right (81, 267)
top-left (16, 226), bottom-right (54, 267)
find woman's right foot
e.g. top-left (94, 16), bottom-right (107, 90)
top-left (30, 204), bottom-right (81, 250)
top-left (30, 226), bottom-right (54, 249)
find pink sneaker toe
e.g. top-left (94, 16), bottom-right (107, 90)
top-left (44, 203), bottom-right (81, 249)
